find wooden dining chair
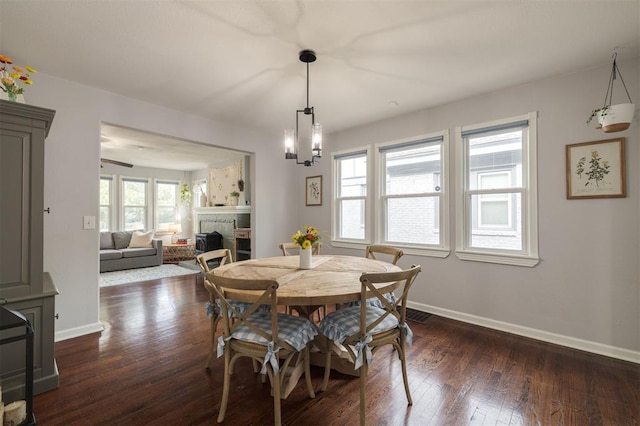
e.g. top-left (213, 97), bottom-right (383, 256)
top-left (351, 245), bottom-right (405, 310)
top-left (318, 264), bottom-right (422, 426)
top-left (207, 273), bottom-right (317, 426)
top-left (196, 249), bottom-right (234, 369)
top-left (279, 241), bottom-right (325, 320)
top-left (279, 241), bottom-right (322, 256)
top-left (365, 244), bottom-right (404, 265)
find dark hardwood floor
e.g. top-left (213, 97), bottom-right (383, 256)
top-left (34, 274), bottom-right (639, 425)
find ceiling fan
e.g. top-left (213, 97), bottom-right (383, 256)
top-left (100, 158), bottom-right (133, 168)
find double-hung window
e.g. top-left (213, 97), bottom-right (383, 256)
top-left (155, 180), bottom-right (179, 231)
top-left (121, 177), bottom-right (149, 231)
top-left (99, 176), bottom-right (113, 231)
top-left (455, 112), bottom-right (539, 266)
top-left (332, 148), bottom-right (370, 244)
top-left (377, 132), bottom-right (449, 256)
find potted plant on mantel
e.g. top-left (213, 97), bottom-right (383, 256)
top-left (586, 51), bottom-right (635, 133)
top-left (229, 191), bottom-right (240, 206)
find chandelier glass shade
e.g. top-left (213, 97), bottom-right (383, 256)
top-left (284, 50), bottom-right (323, 167)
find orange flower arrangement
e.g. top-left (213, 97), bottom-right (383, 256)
top-left (0, 54), bottom-right (37, 102)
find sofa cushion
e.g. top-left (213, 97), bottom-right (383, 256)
top-left (100, 249), bottom-right (124, 261)
top-left (113, 231), bottom-right (133, 249)
top-left (128, 230), bottom-right (154, 248)
top-left (121, 247), bottom-right (157, 258)
top-left (100, 232), bottom-right (115, 249)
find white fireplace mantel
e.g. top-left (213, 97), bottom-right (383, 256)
top-left (194, 205), bottom-right (251, 215)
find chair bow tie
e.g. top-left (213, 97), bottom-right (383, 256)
top-left (217, 335), bottom-right (229, 358)
top-left (261, 341), bottom-right (280, 374)
top-left (399, 323), bottom-right (413, 347)
top-left (354, 334), bottom-right (373, 370)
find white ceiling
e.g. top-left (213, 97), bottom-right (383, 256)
top-left (1, 1), bottom-right (639, 170)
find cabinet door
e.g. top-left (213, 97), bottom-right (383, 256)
top-left (0, 125), bottom-right (45, 298)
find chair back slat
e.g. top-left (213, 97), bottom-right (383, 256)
top-left (197, 248), bottom-right (233, 272)
top-left (365, 245), bottom-right (404, 265)
top-left (279, 242), bottom-right (322, 256)
top-left (349, 265), bottom-right (421, 343)
top-left (206, 272), bottom-right (294, 350)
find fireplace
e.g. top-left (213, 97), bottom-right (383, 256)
top-left (195, 231), bottom-right (224, 256)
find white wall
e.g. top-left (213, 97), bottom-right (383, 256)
top-left (305, 58), bottom-right (640, 361)
top-left (27, 73), bottom-right (297, 340)
top-left (26, 58), bottom-right (639, 362)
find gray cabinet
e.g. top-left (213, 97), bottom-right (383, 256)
top-left (0, 100), bottom-right (59, 401)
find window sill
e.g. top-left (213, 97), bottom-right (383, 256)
top-left (331, 240), bottom-right (450, 259)
top-left (456, 250), bottom-right (539, 267)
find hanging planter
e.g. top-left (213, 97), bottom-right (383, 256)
top-left (586, 50), bottom-right (635, 133)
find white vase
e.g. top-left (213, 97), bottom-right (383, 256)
top-left (200, 193), bottom-right (208, 207)
top-left (299, 247), bottom-right (312, 269)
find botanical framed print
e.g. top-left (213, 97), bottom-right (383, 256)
top-left (566, 138), bottom-right (626, 199)
top-left (305, 175), bottom-right (322, 206)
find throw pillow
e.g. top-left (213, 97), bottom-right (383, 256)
top-left (128, 230), bottom-right (154, 248)
top-left (100, 232), bottom-right (115, 249)
top-left (113, 231), bottom-right (133, 249)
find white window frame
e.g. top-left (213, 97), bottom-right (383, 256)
top-left (120, 176), bottom-right (150, 231)
top-left (375, 131), bottom-right (450, 258)
top-left (331, 146), bottom-right (372, 248)
top-left (455, 112), bottom-right (539, 267)
top-left (154, 179), bottom-right (180, 231)
top-left (99, 175), bottom-right (115, 231)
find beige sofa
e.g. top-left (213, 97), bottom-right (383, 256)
top-left (100, 231), bottom-right (163, 272)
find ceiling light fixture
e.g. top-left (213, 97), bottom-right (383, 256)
top-left (284, 49), bottom-right (322, 167)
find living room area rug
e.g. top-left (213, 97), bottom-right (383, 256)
top-left (99, 264), bottom-right (200, 287)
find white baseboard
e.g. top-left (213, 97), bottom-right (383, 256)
top-left (55, 322), bottom-right (104, 342)
top-left (407, 301), bottom-right (640, 364)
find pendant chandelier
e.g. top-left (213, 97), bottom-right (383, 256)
top-left (284, 49), bottom-right (322, 166)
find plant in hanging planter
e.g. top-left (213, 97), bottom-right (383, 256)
top-left (587, 50), bottom-right (635, 133)
top-left (0, 54), bottom-right (37, 102)
top-left (180, 183), bottom-right (191, 206)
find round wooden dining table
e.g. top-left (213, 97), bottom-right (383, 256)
top-left (209, 254), bottom-right (402, 389)
top-left (209, 254), bottom-right (401, 307)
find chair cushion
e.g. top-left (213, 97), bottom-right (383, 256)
top-left (208, 300), bottom-right (268, 318)
top-left (346, 292), bottom-right (397, 309)
top-left (231, 313), bottom-right (318, 351)
top-left (319, 305), bottom-right (399, 343)
top-left (100, 232), bottom-right (115, 249)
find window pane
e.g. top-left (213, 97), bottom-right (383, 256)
top-left (123, 181), bottom-right (146, 205)
top-left (157, 206), bottom-right (175, 230)
top-left (339, 156), bottom-right (367, 197)
top-left (384, 143), bottom-right (441, 195)
top-left (99, 206), bottom-right (110, 232)
top-left (469, 130), bottom-right (522, 190)
top-left (100, 178), bottom-right (111, 204)
top-left (386, 197), bottom-right (440, 245)
top-left (339, 199), bottom-right (365, 239)
top-left (470, 193), bottom-right (521, 250)
top-left (157, 182), bottom-right (176, 206)
top-left (480, 200), bottom-right (509, 226)
top-left (124, 207), bottom-right (145, 231)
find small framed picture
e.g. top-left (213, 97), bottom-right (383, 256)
top-left (305, 175), bottom-right (322, 206)
top-left (566, 138), bottom-right (626, 199)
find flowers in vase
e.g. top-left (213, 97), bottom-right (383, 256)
top-left (292, 225), bottom-right (319, 249)
top-left (0, 54), bottom-right (37, 101)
